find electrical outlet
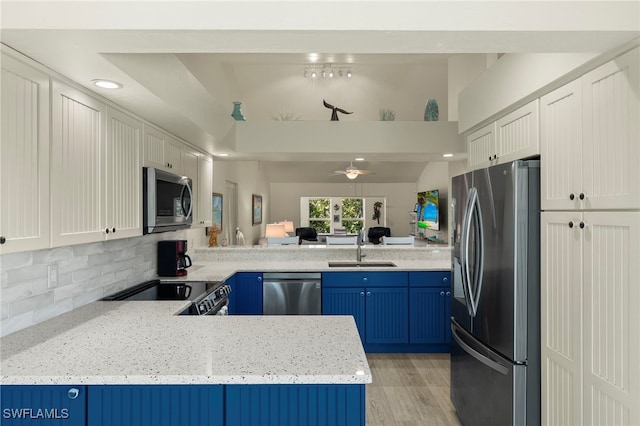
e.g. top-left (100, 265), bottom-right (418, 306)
top-left (48, 264), bottom-right (58, 288)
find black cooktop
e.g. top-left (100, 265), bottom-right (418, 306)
top-left (101, 280), bottom-right (222, 302)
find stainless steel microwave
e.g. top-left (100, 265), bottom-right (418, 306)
top-left (143, 167), bottom-right (193, 234)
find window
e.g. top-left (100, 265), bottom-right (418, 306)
top-left (301, 197), bottom-right (367, 234)
top-left (341, 198), bottom-right (364, 234)
top-left (308, 198), bottom-right (331, 234)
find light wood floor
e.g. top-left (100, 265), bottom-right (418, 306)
top-left (366, 353), bottom-right (462, 426)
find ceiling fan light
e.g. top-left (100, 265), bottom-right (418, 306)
top-left (346, 171), bottom-right (359, 179)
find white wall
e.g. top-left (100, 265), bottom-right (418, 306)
top-left (448, 54), bottom-right (494, 122)
top-left (270, 182), bottom-right (416, 237)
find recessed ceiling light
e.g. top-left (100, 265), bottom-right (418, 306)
top-left (308, 53), bottom-right (319, 63)
top-left (354, 157), bottom-right (365, 161)
top-left (216, 153), bottom-right (230, 157)
top-left (442, 153), bottom-right (454, 158)
top-left (92, 79), bottom-right (122, 89)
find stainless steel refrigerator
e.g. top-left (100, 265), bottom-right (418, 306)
top-left (450, 159), bottom-right (540, 426)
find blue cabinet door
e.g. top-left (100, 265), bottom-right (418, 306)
top-left (86, 385), bottom-right (223, 426)
top-left (365, 287), bottom-right (409, 344)
top-left (232, 272), bottom-right (263, 315)
top-left (409, 287), bottom-right (446, 344)
top-left (1, 385), bottom-right (86, 426)
top-left (225, 384), bottom-right (366, 426)
top-left (322, 287), bottom-right (366, 344)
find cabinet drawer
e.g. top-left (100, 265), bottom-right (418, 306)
top-left (322, 271), bottom-right (408, 287)
top-left (408, 271), bottom-right (451, 287)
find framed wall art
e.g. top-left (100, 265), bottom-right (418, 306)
top-left (212, 192), bottom-right (223, 231)
top-left (252, 194), bottom-right (262, 225)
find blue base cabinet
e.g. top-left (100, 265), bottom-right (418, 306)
top-left (1, 385), bottom-right (86, 425)
top-left (409, 271), bottom-right (451, 346)
top-left (227, 272), bottom-right (263, 315)
top-left (322, 272), bottom-right (409, 352)
top-left (323, 271), bottom-right (451, 353)
top-left (225, 384), bottom-right (365, 426)
top-left (86, 385), bottom-right (223, 426)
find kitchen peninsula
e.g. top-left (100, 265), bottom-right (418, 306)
top-left (1, 245), bottom-right (450, 425)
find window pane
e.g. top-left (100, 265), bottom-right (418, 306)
top-left (310, 220), bottom-right (330, 233)
top-left (309, 198), bottom-right (330, 219)
top-left (342, 198), bottom-right (363, 219)
top-left (342, 220), bottom-right (363, 234)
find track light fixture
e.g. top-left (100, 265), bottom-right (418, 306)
top-left (304, 64), bottom-right (352, 80)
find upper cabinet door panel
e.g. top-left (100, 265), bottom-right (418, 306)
top-left (105, 107), bottom-right (142, 239)
top-left (51, 81), bottom-right (106, 247)
top-left (496, 99), bottom-right (539, 162)
top-left (0, 55), bottom-right (50, 254)
top-left (467, 122), bottom-right (496, 170)
top-left (582, 47), bottom-right (640, 210)
top-left (540, 80), bottom-right (583, 211)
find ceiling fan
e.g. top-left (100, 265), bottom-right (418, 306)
top-left (333, 162), bottom-right (374, 180)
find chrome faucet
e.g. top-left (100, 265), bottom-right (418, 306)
top-left (357, 229), bottom-right (366, 262)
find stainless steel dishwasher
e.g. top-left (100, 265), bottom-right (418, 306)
top-left (262, 272), bottom-right (322, 315)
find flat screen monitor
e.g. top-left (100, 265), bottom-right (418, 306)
top-left (417, 190), bottom-right (439, 231)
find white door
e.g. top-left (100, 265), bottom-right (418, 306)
top-left (0, 55), bottom-right (50, 254)
top-left (197, 156), bottom-right (213, 227)
top-left (581, 47), bottom-right (640, 210)
top-left (582, 211), bottom-right (640, 425)
top-left (541, 211), bottom-right (584, 426)
top-left (540, 79), bottom-right (583, 211)
top-left (495, 99), bottom-right (539, 163)
top-left (104, 107), bottom-right (142, 240)
top-left (466, 122), bottom-right (496, 170)
top-left (51, 82), bottom-right (106, 247)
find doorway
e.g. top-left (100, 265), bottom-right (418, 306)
top-left (225, 180), bottom-right (238, 245)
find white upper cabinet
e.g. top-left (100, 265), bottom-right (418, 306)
top-left (143, 124), bottom-right (183, 174)
top-left (467, 100), bottom-right (539, 170)
top-left (540, 80), bottom-right (584, 211)
top-left (50, 81), bottom-right (106, 247)
top-left (466, 122), bottom-right (496, 170)
top-left (542, 47), bottom-right (640, 210)
top-left (104, 107), bottom-right (143, 239)
top-left (197, 155), bottom-right (213, 227)
top-left (581, 48), bottom-right (639, 210)
top-left (0, 55), bottom-right (50, 254)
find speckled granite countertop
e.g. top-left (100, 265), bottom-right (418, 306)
top-left (1, 246), bottom-right (450, 386)
top-left (180, 245), bottom-right (451, 282)
top-left (1, 301), bottom-right (370, 385)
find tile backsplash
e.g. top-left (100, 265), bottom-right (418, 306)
top-left (0, 229), bottom-right (203, 337)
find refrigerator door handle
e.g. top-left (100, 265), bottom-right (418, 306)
top-left (462, 187), bottom-right (484, 317)
top-left (469, 189), bottom-right (485, 316)
top-left (451, 319), bottom-right (510, 375)
top-left (460, 188), bottom-right (475, 316)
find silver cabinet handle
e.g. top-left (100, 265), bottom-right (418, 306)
top-left (360, 292), bottom-right (364, 296)
top-left (440, 291), bottom-right (445, 296)
top-left (67, 388), bottom-right (79, 399)
top-left (366, 291), bottom-right (371, 296)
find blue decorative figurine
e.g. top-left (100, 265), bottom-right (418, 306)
top-left (424, 99), bottom-right (439, 121)
top-left (231, 101), bottom-right (245, 121)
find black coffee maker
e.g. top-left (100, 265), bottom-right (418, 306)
top-left (158, 240), bottom-right (192, 277)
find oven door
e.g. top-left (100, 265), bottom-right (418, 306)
top-left (143, 167), bottom-right (193, 234)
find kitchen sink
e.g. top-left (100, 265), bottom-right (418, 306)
top-left (328, 261), bottom-right (397, 268)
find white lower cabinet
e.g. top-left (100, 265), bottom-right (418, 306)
top-left (0, 54), bottom-right (50, 254)
top-left (541, 211), bottom-right (640, 425)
